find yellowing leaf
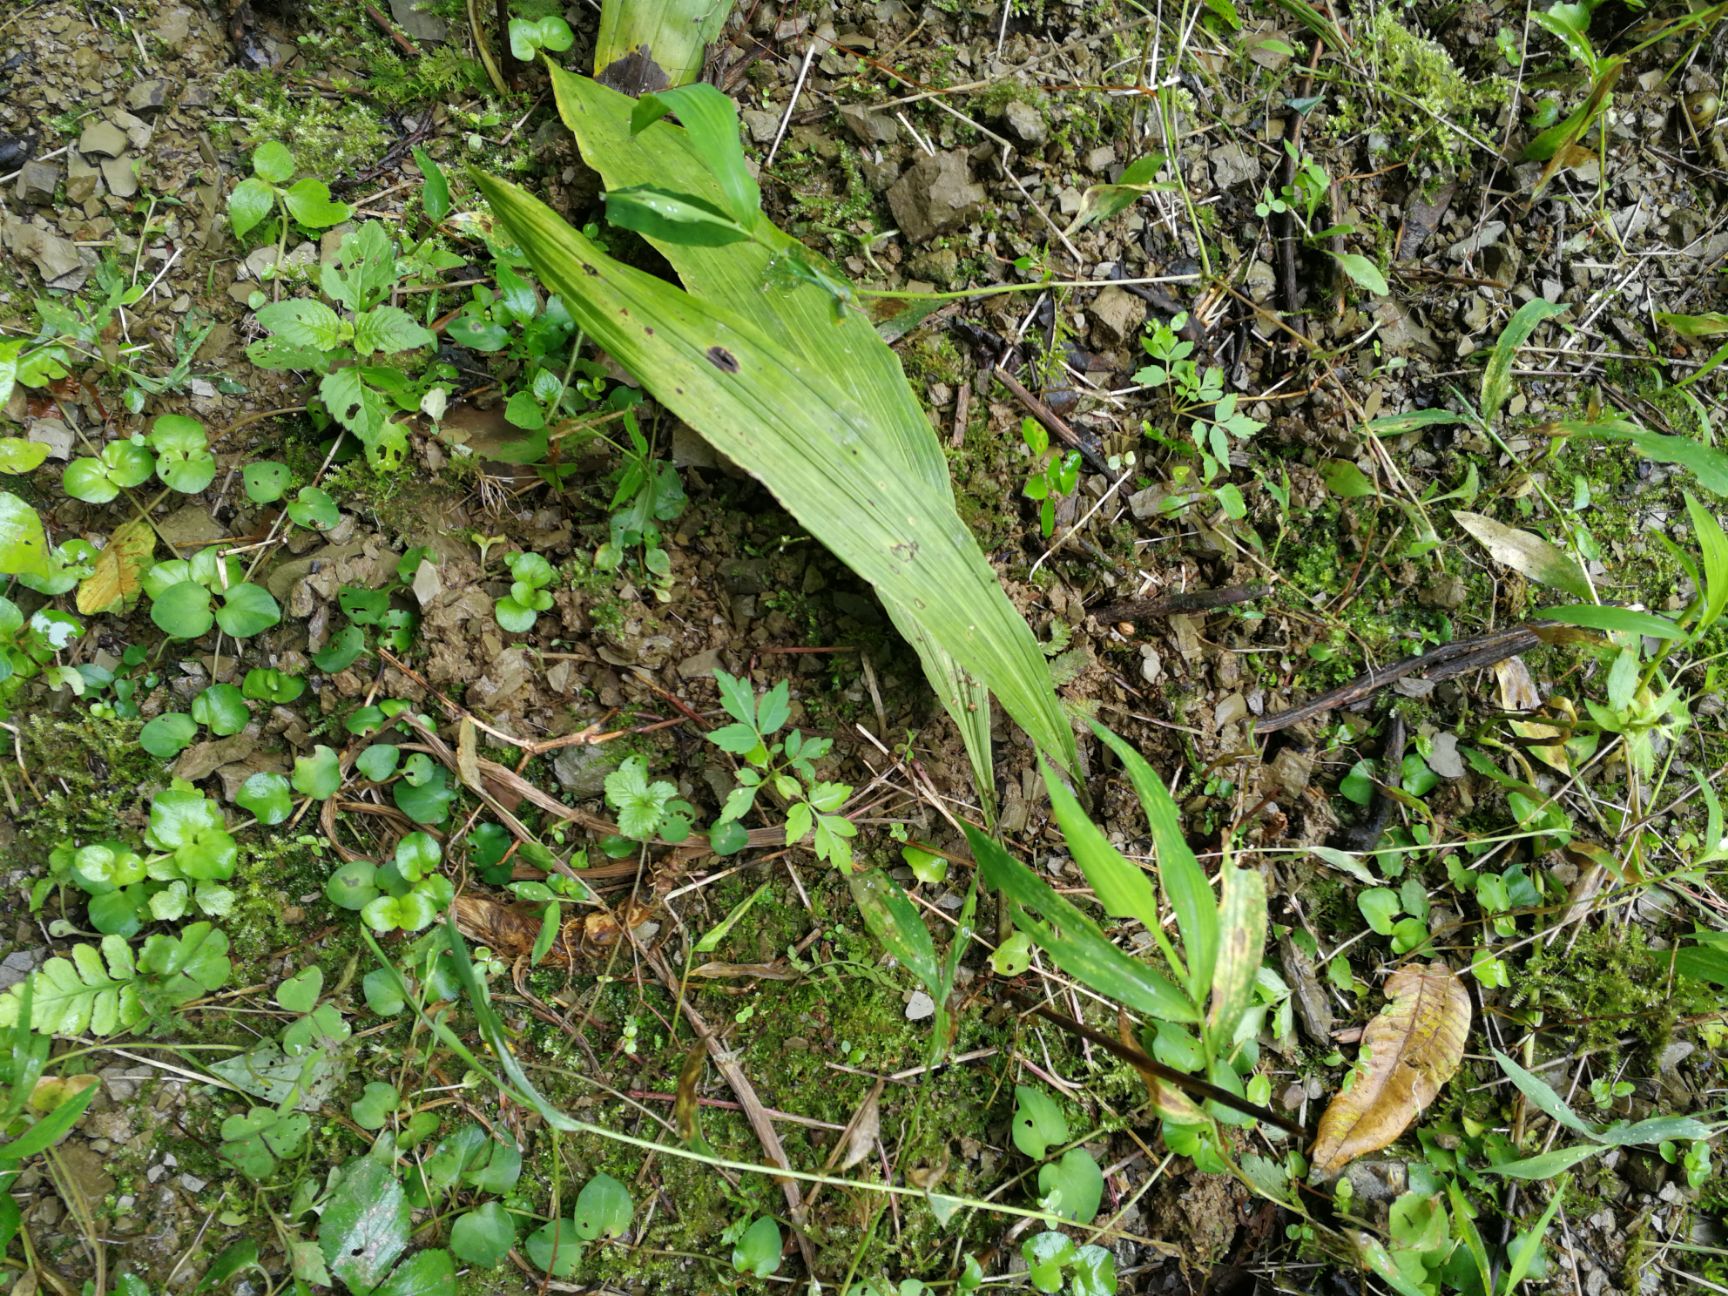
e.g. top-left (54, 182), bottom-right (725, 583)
top-left (1494, 657), bottom-right (1569, 773)
top-left (1453, 509), bottom-right (1591, 600)
top-left (76, 518), bottom-right (156, 614)
top-left (1312, 962), bottom-right (1470, 1176)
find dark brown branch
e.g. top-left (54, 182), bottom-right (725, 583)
top-left (1012, 996), bottom-right (1306, 1136)
top-left (1093, 583), bottom-right (1269, 624)
top-left (992, 366), bottom-right (1112, 475)
top-left (1257, 624), bottom-right (1549, 734)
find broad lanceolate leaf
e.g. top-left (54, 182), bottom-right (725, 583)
top-left (1311, 962), bottom-right (1470, 1175)
top-left (1534, 604), bottom-right (1684, 640)
top-left (1481, 298), bottom-right (1567, 424)
top-left (1040, 756), bottom-right (1162, 948)
top-left (475, 164), bottom-right (1075, 774)
top-left (849, 869), bottom-right (941, 998)
top-left (542, 68), bottom-right (1054, 792)
top-left (1090, 721), bottom-right (1216, 1003)
top-left (1453, 510), bottom-right (1591, 599)
top-left (1206, 862), bottom-right (1265, 1047)
top-left (967, 824), bottom-right (1197, 1023)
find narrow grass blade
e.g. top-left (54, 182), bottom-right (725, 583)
top-left (1548, 416), bottom-right (1728, 495)
top-left (968, 825), bottom-right (1198, 1024)
top-left (1089, 721), bottom-right (1216, 1003)
top-left (1481, 300), bottom-right (1567, 424)
top-left (1491, 1049), bottom-right (1596, 1138)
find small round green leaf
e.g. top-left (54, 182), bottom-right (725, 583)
top-left (573, 1172), bottom-right (633, 1241)
top-left (326, 860), bottom-right (380, 910)
top-left (151, 580), bottom-right (214, 638)
top-left (244, 461), bottom-right (292, 503)
top-left (731, 1216), bottom-right (782, 1277)
top-left (235, 771), bottom-right (293, 825)
top-left (450, 1203), bottom-right (515, 1269)
top-left (140, 712), bottom-right (197, 759)
top-left (286, 486), bottom-right (340, 531)
top-left (192, 683), bottom-right (250, 735)
top-left (215, 582), bottom-right (281, 638)
top-left (292, 745), bottom-right (342, 799)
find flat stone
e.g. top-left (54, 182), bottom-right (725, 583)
top-left (1210, 142), bottom-right (1258, 189)
top-left (150, 5), bottom-right (193, 48)
top-left (1002, 99), bottom-right (1046, 145)
top-left (905, 991), bottom-right (936, 1022)
top-left (65, 154), bottom-right (100, 204)
top-left (126, 79), bottom-right (169, 112)
top-left (101, 155), bottom-right (139, 199)
top-left (553, 744), bottom-right (617, 799)
top-left (0, 951), bottom-right (38, 990)
top-left (78, 119), bottom-right (130, 158)
top-left (388, 0), bottom-right (448, 41)
top-left (742, 108), bottom-right (781, 144)
top-left (1089, 285), bottom-right (1146, 347)
top-left (1, 219), bottom-right (86, 288)
top-left (887, 151), bottom-right (984, 244)
top-left (410, 558), bottom-right (441, 608)
top-left (838, 104), bottom-right (897, 146)
top-left (14, 160), bottom-right (59, 205)
top-left (112, 110), bottom-right (152, 151)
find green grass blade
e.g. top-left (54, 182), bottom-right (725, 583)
top-left (1481, 299), bottom-right (1567, 424)
top-left (1549, 416), bottom-right (1728, 495)
top-left (1039, 755), bottom-right (1186, 987)
top-left (966, 824), bottom-right (1198, 1023)
top-left (474, 171), bottom-right (1075, 770)
top-left (1089, 722), bottom-right (1217, 1004)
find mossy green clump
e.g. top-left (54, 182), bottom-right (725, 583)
top-left (1515, 923), bottom-right (1711, 1058)
top-left (1334, 8), bottom-right (1508, 175)
top-left (225, 70), bottom-right (389, 182)
top-left (17, 712), bottom-right (163, 857)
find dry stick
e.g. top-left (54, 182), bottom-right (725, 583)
top-left (991, 366), bottom-right (1111, 475)
top-left (364, 2), bottom-right (420, 56)
top-left (635, 938), bottom-right (821, 1275)
top-left (1011, 997), bottom-right (1304, 1136)
top-left (1092, 583), bottom-right (1269, 624)
top-left (1256, 624), bottom-right (1552, 734)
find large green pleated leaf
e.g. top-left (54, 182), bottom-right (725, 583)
top-left (475, 172), bottom-right (1076, 772)
top-left (546, 68), bottom-right (1007, 793)
top-left (594, 0), bottom-right (731, 89)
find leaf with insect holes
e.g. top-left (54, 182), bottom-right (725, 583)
top-left (1481, 299), bottom-right (1567, 423)
top-left (256, 299), bottom-right (349, 352)
top-left (354, 306), bottom-right (435, 357)
top-left (1011, 1085), bottom-right (1068, 1160)
top-left (1453, 510), bottom-right (1591, 600)
top-left (1311, 962), bottom-right (1470, 1175)
top-left (318, 1147), bottom-right (411, 1291)
top-left (0, 492), bottom-right (51, 578)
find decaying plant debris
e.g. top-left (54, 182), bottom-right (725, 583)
top-left (0, 0), bottom-right (1725, 1293)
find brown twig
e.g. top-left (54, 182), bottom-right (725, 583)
top-left (1012, 996), bottom-right (1305, 1135)
top-left (364, 3), bottom-right (420, 57)
top-left (1257, 624), bottom-right (1552, 734)
top-left (1092, 583), bottom-right (1269, 624)
top-left (992, 366), bottom-right (1111, 475)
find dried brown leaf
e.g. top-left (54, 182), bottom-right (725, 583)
top-left (1312, 962), bottom-right (1471, 1176)
top-left (76, 517), bottom-right (155, 614)
top-left (674, 1041), bottom-right (706, 1142)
